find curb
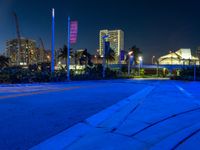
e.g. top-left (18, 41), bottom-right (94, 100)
top-left (86, 86), bottom-right (154, 128)
top-left (30, 86), bottom-right (154, 150)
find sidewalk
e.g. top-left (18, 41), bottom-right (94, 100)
top-left (31, 81), bottom-right (200, 150)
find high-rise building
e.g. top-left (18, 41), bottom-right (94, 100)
top-left (99, 30), bottom-right (124, 63)
top-left (6, 38), bottom-right (40, 66)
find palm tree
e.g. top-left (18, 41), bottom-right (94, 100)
top-left (73, 50), bottom-right (84, 72)
top-left (128, 45), bottom-right (142, 65)
top-left (80, 49), bottom-right (92, 66)
top-left (74, 51), bottom-right (81, 65)
top-left (105, 47), bottom-right (115, 66)
top-left (0, 55), bottom-right (9, 69)
top-left (58, 45), bottom-right (73, 67)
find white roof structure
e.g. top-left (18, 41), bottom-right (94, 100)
top-left (158, 48), bottom-right (199, 65)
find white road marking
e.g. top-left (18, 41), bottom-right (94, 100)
top-left (175, 84), bottom-right (200, 105)
top-left (176, 85), bottom-right (193, 98)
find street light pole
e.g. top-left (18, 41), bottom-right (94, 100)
top-left (67, 16), bottom-right (71, 81)
top-left (128, 57), bottom-right (131, 76)
top-left (128, 51), bottom-right (133, 76)
top-left (138, 56), bottom-right (142, 76)
top-left (152, 56), bottom-right (155, 64)
top-left (94, 55), bottom-right (97, 64)
top-left (102, 35), bottom-right (109, 79)
top-left (102, 39), bottom-right (106, 78)
top-left (139, 63), bottom-right (140, 76)
top-left (51, 8), bottom-right (55, 74)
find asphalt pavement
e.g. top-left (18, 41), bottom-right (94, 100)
top-left (30, 80), bottom-right (200, 150)
top-left (0, 79), bottom-right (153, 150)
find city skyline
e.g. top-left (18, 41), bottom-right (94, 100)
top-left (1, 0), bottom-right (200, 63)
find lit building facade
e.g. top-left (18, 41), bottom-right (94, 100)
top-left (158, 48), bottom-right (199, 65)
top-left (6, 38), bottom-right (40, 66)
top-left (44, 50), bottom-right (51, 63)
top-left (99, 30), bottom-right (124, 63)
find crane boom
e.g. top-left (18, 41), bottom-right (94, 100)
top-left (39, 38), bottom-right (45, 51)
top-left (13, 12), bottom-right (22, 65)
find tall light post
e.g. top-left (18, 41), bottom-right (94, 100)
top-left (67, 16), bottom-right (71, 81)
top-left (128, 51), bottom-right (133, 76)
top-left (138, 56), bottom-right (143, 76)
top-left (152, 56), bottom-right (155, 64)
top-left (102, 35), bottom-right (109, 79)
top-left (67, 20), bottom-right (78, 81)
top-left (51, 8), bottom-right (55, 74)
top-left (94, 55), bottom-right (97, 64)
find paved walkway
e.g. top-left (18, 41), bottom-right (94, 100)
top-left (32, 81), bottom-right (200, 150)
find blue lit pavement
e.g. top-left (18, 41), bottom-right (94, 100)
top-left (31, 80), bottom-right (200, 150)
top-left (0, 79), bottom-right (152, 150)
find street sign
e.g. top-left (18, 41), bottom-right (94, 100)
top-left (70, 21), bottom-right (78, 44)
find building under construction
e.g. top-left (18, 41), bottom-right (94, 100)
top-left (6, 38), bottom-right (44, 66)
top-left (7, 12), bottom-right (46, 66)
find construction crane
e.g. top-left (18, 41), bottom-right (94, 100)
top-left (39, 38), bottom-right (45, 62)
top-left (13, 12), bottom-right (22, 65)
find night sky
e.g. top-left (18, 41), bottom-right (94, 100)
top-left (1, 0), bottom-right (200, 63)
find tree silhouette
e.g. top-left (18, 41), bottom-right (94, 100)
top-left (0, 55), bottom-right (9, 68)
top-left (128, 45), bottom-right (142, 65)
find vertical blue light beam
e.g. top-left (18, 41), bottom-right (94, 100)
top-left (67, 16), bottom-right (71, 81)
top-left (51, 8), bottom-right (55, 74)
